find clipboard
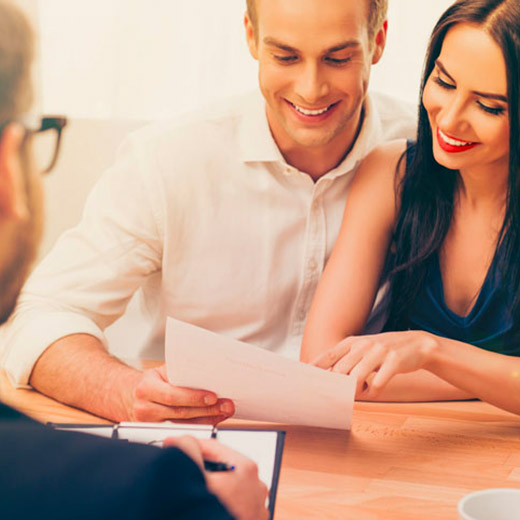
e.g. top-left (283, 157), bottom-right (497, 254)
top-left (48, 421), bottom-right (285, 519)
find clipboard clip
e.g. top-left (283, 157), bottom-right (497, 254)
top-left (111, 424), bottom-right (119, 440)
top-left (145, 424), bottom-right (218, 446)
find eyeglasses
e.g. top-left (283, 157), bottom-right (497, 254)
top-left (0, 115), bottom-right (68, 174)
top-left (26, 116), bottom-right (68, 174)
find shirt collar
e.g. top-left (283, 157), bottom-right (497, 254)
top-left (321, 93), bottom-right (383, 180)
top-left (238, 91), bottom-right (284, 163)
top-left (238, 91), bottom-right (383, 176)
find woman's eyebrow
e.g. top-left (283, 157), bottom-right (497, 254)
top-left (436, 59), bottom-right (507, 102)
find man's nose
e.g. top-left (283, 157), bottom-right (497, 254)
top-left (294, 62), bottom-right (329, 104)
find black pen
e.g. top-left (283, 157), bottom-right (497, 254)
top-left (204, 459), bottom-right (235, 472)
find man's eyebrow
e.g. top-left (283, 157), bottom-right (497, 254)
top-left (263, 38), bottom-right (360, 54)
top-left (326, 41), bottom-right (360, 53)
top-left (436, 59), bottom-right (508, 103)
top-left (263, 38), bottom-right (298, 53)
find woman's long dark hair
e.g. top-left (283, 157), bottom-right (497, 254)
top-left (386, 0), bottom-right (520, 332)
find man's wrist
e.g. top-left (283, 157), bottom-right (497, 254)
top-left (103, 363), bottom-right (142, 422)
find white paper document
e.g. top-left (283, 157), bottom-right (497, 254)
top-left (165, 318), bottom-right (356, 430)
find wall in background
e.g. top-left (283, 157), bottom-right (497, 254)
top-left (36, 0), bottom-right (455, 120)
top-left (9, 0), bottom-right (458, 356)
top-left (372, 0), bottom-right (454, 106)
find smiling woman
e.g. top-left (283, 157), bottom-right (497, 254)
top-left (301, 0), bottom-right (520, 416)
top-left (423, 25), bottom-right (509, 173)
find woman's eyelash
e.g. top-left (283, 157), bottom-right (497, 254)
top-left (434, 75), bottom-right (455, 90)
top-left (477, 101), bottom-right (505, 116)
top-left (434, 74), bottom-right (506, 116)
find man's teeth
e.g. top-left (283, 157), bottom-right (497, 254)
top-left (439, 128), bottom-right (474, 147)
top-left (292, 103), bottom-right (331, 116)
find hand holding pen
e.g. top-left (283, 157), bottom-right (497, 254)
top-left (149, 426), bottom-right (234, 471)
top-left (204, 427), bottom-right (235, 471)
top-left (163, 435), bottom-right (269, 520)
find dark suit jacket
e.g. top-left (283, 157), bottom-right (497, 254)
top-left (0, 402), bottom-right (233, 519)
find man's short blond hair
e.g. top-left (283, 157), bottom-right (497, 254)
top-left (246, 0), bottom-right (388, 42)
top-left (0, 0), bottom-right (34, 123)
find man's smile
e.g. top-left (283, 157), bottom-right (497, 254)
top-left (285, 100), bottom-right (340, 122)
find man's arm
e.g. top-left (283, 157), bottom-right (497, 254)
top-left (4, 132), bottom-right (236, 422)
top-left (1, 403), bottom-right (259, 520)
top-left (30, 333), bottom-right (234, 422)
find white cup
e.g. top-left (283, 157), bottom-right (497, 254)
top-left (458, 488), bottom-right (520, 520)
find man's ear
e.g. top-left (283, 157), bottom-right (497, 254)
top-left (371, 20), bottom-right (388, 65)
top-left (244, 12), bottom-right (258, 60)
top-left (0, 123), bottom-right (29, 221)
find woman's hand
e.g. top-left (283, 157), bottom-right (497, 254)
top-left (311, 331), bottom-right (438, 398)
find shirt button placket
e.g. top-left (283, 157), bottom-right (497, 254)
top-left (293, 191), bottom-right (326, 336)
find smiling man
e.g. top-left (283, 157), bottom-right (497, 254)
top-left (1, 0), bottom-right (415, 422)
top-left (246, 0), bottom-right (388, 177)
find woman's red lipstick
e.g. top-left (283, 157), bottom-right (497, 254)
top-left (437, 128), bottom-right (479, 153)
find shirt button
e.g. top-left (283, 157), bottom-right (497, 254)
top-left (309, 259), bottom-right (318, 271)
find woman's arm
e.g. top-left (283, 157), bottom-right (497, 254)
top-left (359, 369), bottom-right (474, 402)
top-left (427, 335), bottom-right (520, 413)
top-left (300, 140), bottom-right (407, 363)
top-left (314, 329), bottom-right (520, 413)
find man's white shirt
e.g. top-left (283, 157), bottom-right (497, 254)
top-left (1, 90), bottom-right (415, 387)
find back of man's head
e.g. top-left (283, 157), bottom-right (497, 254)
top-left (0, 0), bottom-right (34, 122)
top-left (0, 0), bottom-right (38, 324)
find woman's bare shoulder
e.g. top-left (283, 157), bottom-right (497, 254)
top-left (351, 139), bottom-right (408, 193)
top-left (345, 139), bottom-right (409, 227)
top-left (359, 139), bottom-right (408, 174)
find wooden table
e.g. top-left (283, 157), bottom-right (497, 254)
top-left (2, 368), bottom-right (520, 520)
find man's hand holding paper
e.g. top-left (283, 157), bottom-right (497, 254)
top-left (127, 364), bottom-right (235, 424)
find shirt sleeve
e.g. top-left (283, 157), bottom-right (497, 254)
top-left (0, 133), bottom-right (164, 387)
top-left (0, 404), bottom-right (233, 520)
